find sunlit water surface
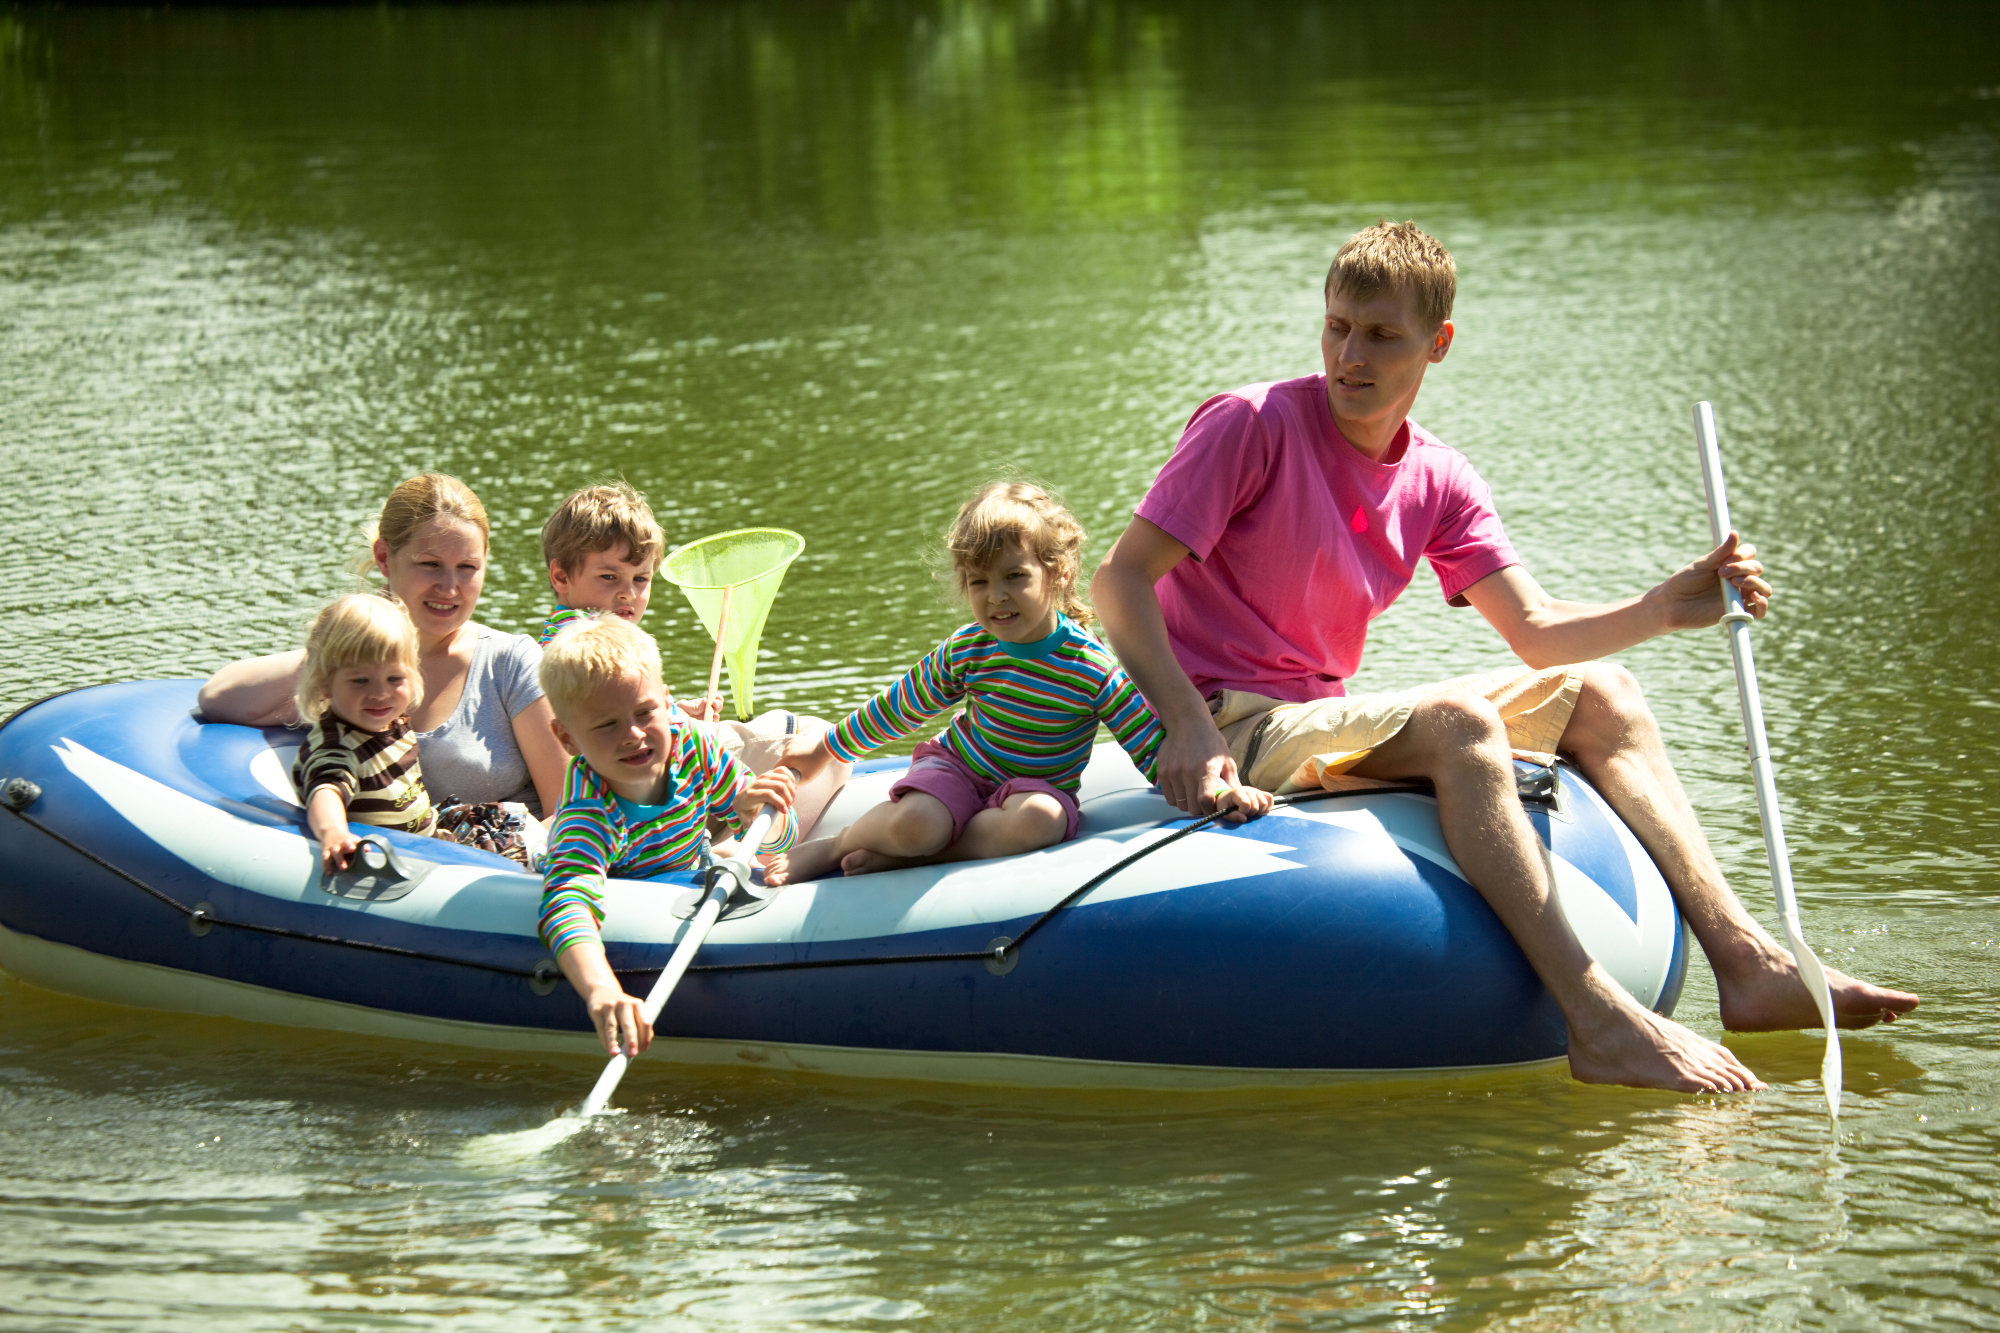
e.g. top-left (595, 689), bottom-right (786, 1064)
top-left (1, 4), bottom-right (1996, 1328)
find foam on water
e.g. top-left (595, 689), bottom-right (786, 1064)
top-left (459, 1115), bottom-right (595, 1168)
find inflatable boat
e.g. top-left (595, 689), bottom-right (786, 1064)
top-left (0, 680), bottom-right (1687, 1090)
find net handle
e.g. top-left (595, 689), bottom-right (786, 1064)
top-left (704, 586), bottom-right (733, 705)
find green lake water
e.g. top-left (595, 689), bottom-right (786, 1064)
top-left (1, 2), bottom-right (1996, 1327)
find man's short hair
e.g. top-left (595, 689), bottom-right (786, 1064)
top-left (1325, 220), bottom-right (1457, 331)
top-left (541, 481), bottom-right (666, 578)
top-left (539, 615), bottom-right (663, 721)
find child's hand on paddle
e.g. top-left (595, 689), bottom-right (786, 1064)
top-left (558, 943), bottom-right (652, 1057)
top-left (735, 766), bottom-right (798, 821)
top-left (584, 985), bottom-right (650, 1058)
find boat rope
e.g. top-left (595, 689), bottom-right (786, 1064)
top-left (672, 786), bottom-right (1373, 979)
top-left (0, 801), bottom-right (544, 979)
top-left (661, 767), bottom-right (1559, 980)
top-left (2, 768), bottom-right (1557, 986)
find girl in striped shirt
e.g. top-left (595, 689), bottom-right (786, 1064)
top-left (291, 595), bottom-right (439, 871)
top-left (772, 481), bottom-right (1269, 883)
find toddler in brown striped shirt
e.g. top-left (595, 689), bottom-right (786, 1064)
top-left (290, 594), bottom-right (439, 871)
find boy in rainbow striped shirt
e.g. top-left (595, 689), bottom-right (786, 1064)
top-left (772, 481), bottom-right (1270, 884)
top-left (537, 615), bottom-right (796, 1056)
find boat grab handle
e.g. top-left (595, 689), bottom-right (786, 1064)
top-left (351, 836), bottom-right (415, 883)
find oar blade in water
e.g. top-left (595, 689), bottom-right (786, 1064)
top-left (1789, 932), bottom-right (1844, 1119)
top-left (459, 1114), bottom-right (593, 1167)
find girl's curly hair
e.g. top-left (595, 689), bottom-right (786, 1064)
top-left (942, 478), bottom-right (1093, 629)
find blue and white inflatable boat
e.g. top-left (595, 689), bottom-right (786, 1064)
top-left (0, 680), bottom-right (1687, 1089)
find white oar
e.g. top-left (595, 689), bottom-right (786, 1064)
top-left (1694, 400), bottom-right (1841, 1121)
top-left (462, 805), bottom-right (782, 1164)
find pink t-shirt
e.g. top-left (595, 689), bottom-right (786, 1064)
top-left (1135, 374), bottom-right (1519, 703)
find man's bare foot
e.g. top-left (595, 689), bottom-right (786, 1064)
top-left (1567, 986), bottom-right (1766, 1093)
top-left (764, 836), bottom-right (843, 886)
top-left (839, 846), bottom-right (922, 876)
top-left (1716, 944), bottom-right (1920, 1032)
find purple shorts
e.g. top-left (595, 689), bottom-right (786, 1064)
top-left (888, 739), bottom-right (1083, 846)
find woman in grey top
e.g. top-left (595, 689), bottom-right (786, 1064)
top-left (198, 474), bottom-right (567, 816)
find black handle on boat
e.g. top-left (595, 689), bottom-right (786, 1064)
top-left (349, 836), bottom-right (414, 883)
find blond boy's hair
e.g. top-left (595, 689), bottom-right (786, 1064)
top-left (1325, 220), bottom-right (1457, 332)
top-left (296, 594), bottom-right (425, 722)
top-left (539, 615), bottom-right (663, 722)
top-left (541, 481), bottom-right (666, 580)
top-left (942, 478), bottom-right (1095, 629)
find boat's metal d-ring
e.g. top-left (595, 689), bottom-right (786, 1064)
top-left (353, 837), bottom-right (412, 881)
top-left (188, 902), bottom-right (215, 937)
top-left (984, 936), bottom-right (1018, 977)
top-left (321, 837), bottom-right (434, 903)
top-left (529, 959), bottom-right (562, 996)
top-left (1, 777), bottom-right (40, 812)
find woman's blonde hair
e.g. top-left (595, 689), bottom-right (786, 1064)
top-left (354, 473), bottom-right (490, 578)
top-left (539, 615), bottom-right (663, 723)
top-left (296, 594), bottom-right (425, 722)
top-left (942, 479), bottom-right (1094, 629)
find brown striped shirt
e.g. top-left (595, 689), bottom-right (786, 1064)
top-left (291, 712), bottom-right (438, 836)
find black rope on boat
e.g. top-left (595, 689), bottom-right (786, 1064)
top-left (3, 766), bottom-right (1554, 986)
top-left (663, 784), bottom-right (1417, 979)
top-left (650, 767), bottom-right (1558, 981)
top-left (0, 803), bottom-right (544, 980)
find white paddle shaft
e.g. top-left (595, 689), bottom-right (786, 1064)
top-left (576, 804), bottom-right (779, 1119)
top-left (1693, 401), bottom-right (1842, 1119)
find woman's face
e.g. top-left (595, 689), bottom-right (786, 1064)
top-left (375, 516), bottom-right (486, 644)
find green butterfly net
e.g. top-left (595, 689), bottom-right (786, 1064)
top-left (661, 528), bottom-right (805, 720)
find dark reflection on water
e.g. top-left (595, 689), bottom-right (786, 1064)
top-left (2, 2), bottom-right (1997, 1328)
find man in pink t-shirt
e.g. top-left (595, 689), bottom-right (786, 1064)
top-left (1093, 220), bottom-right (1917, 1094)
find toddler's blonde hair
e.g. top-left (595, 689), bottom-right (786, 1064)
top-left (539, 615), bottom-right (664, 723)
top-left (541, 481), bottom-right (666, 580)
top-left (943, 479), bottom-right (1094, 629)
top-left (296, 594), bottom-right (425, 722)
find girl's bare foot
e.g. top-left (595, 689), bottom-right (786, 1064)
top-left (839, 847), bottom-right (922, 876)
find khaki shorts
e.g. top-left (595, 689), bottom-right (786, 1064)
top-left (1208, 664), bottom-right (1586, 794)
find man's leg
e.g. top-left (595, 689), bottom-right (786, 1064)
top-left (1558, 664), bottom-right (1918, 1031)
top-left (1347, 691), bottom-right (1765, 1092)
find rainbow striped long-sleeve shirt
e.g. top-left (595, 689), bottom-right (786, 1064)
top-left (538, 713), bottom-right (750, 956)
top-left (825, 616), bottom-right (1163, 793)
